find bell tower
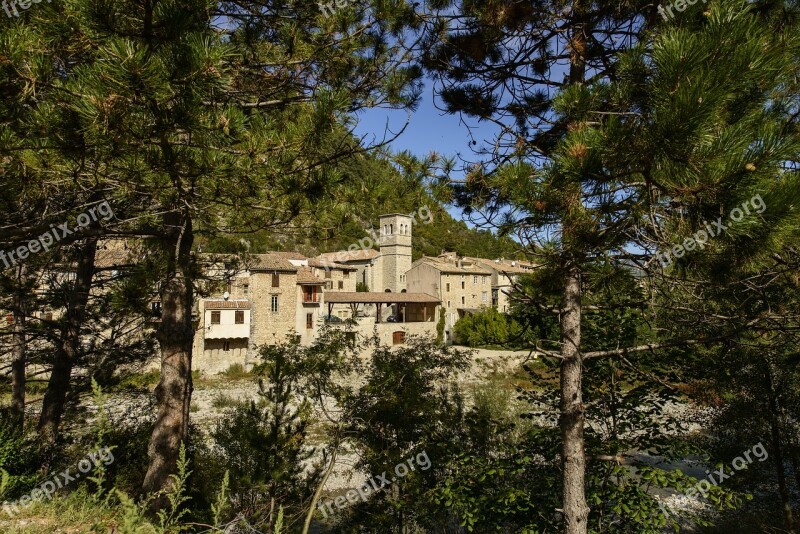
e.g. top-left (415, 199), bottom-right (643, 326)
top-left (378, 213), bottom-right (413, 293)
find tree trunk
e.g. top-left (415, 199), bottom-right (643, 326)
top-left (560, 2), bottom-right (590, 533)
top-left (142, 216), bottom-right (195, 500)
top-left (37, 237), bottom-right (98, 466)
top-left (560, 265), bottom-right (589, 534)
top-left (764, 361), bottom-right (795, 533)
top-left (10, 265), bottom-right (27, 430)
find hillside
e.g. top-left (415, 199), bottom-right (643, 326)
top-left (202, 149), bottom-right (523, 260)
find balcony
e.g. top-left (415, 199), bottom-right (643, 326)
top-left (303, 291), bottom-right (320, 305)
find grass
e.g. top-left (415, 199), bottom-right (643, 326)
top-left (219, 363), bottom-right (253, 380)
top-left (211, 394), bottom-right (244, 410)
top-left (110, 370), bottom-right (160, 392)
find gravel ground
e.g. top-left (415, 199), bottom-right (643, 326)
top-left (64, 347), bottom-right (711, 524)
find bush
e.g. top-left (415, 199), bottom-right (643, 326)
top-left (0, 413), bottom-right (38, 502)
top-left (453, 308), bottom-right (524, 348)
top-left (211, 341), bottom-right (320, 530)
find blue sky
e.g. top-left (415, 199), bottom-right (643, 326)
top-left (354, 83), bottom-right (472, 162)
top-left (352, 82), bottom-right (495, 225)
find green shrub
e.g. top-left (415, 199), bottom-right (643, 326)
top-left (453, 308), bottom-right (524, 348)
top-left (211, 340), bottom-right (319, 529)
top-left (0, 413), bottom-right (37, 502)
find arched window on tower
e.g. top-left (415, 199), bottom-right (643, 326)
top-left (390, 224), bottom-right (393, 234)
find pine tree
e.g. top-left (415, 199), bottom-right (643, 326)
top-left (3, 0), bottom-right (423, 507)
top-left (421, 0), bottom-right (799, 531)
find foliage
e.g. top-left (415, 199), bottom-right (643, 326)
top-left (0, 413), bottom-right (38, 502)
top-left (156, 443), bottom-right (192, 532)
top-left (453, 307), bottom-right (525, 348)
top-left (436, 307), bottom-right (446, 344)
top-left (211, 340), bottom-right (319, 529)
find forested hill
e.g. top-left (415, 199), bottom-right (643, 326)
top-left (203, 149), bottom-right (523, 260)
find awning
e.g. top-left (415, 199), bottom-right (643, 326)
top-left (324, 292), bottom-right (440, 304)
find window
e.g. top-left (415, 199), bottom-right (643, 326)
top-left (483, 276), bottom-right (487, 285)
top-left (304, 287), bottom-right (318, 303)
top-left (243, 283), bottom-right (249, 295)
top-left (325, 270), bottom-right (332, 279)
top-left (482, 292), bottom-right (487, 303)
top-left (223, 340), bottom-right (231, 352)
top-left (473, 276), bottom-right (478, 284)
top-left (306, 313), bottom-right (313, 329)
top-left (211, 311), bottom-right (221, 325)
top-left (327, 281), bottom-right (334, 290)
top-left (461, 281), bottom-right (465, 289)
top-left (446, 283), bottom-right (450, 292)
top-left (447, 301), bottom-right (451, 308)
top-left (235, 310), bottom-right (245, 324)
top-left (461, 296), bottom-right (465, 305)
top-left (393, 331), bottom-right (406, 345)
top-left (344, 271), bottom-right (350, 279)
top-left (272, 273), bottom-right (280, 288)
top-left (271, 295), bottom-right (279, 313)
top-left (338, 281), bottom-right (344, 290)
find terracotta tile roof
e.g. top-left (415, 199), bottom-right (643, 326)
top-left (317, 249), bottom-right (380, 264)
top-left (307, 259), bottom-right (358, 271)
top-left (297, 267), bottom-right (325, 285)
top-left (205, 300), bottom-right (251, 310)
top-left (94, 240), bottom-right (139, 268)
top-left (271, 251), bottom-right (308, 260)
top-left (247, 253), bottom-right (299, 273)
top-left (413, 257), bottom-right (493, 275)
top-left (324, 292), bottom-right (440, 304)
top-left (466, 257), bottom-right (537, 274)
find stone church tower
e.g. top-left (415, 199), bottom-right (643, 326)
top-left (378, 213), bottom-right (413, 293)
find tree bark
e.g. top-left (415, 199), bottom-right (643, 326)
top-left (559, 2), bottom-right (590, 533)
top-left (142, 215), bottom-right (195, 500)
top-left (764, 361), bottom-right (795, 533)
top-left (560, 265), bottom-right (590, 534)
top-left (37, 237), bottom-right (98, 466)
top-left (10, 264), bottom-right (27, 430)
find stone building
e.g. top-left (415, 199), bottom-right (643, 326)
top-left (191, 213), bottom-right (444, 373)
top-left (463, 257), bottom-right (537, 312)
top-left (406, 255), bottom-right (494, 342)
top-left (192, 253), bottom-right (358, 374)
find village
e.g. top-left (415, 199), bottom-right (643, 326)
top-left (189, 212), bottom-right (535, 373)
